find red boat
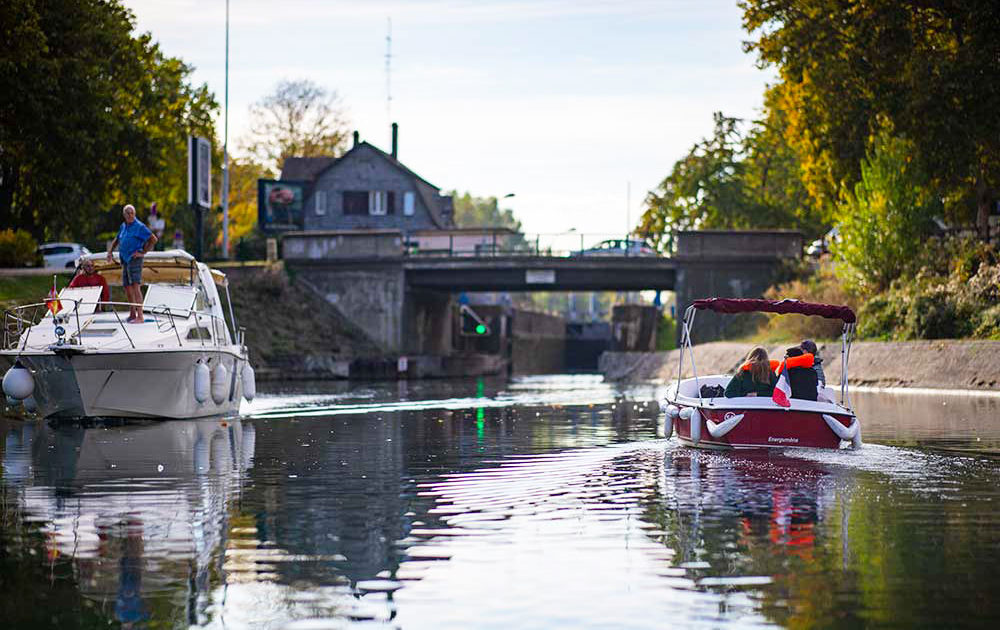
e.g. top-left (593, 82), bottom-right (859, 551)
top-left (664, 298), bottom-right (861, 450)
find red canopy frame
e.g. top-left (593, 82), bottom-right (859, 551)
top-left (691, 298), bottom-right (856, 323)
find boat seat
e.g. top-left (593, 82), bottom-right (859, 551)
top-left (677, 375), bottom-right (730, 398)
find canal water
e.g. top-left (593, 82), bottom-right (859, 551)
top-left (2, 376), bottom-right (1000, 628)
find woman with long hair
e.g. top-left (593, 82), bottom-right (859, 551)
top-left (725, 346), bottom-right (778, 398)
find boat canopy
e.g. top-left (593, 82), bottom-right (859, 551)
top-left (691, 298), bottom-right (856, 323)
top-left (78, 250), bottom-right (228, 288)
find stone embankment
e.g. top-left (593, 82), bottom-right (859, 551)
top-left (600, 340), bottom-right (1000, 391)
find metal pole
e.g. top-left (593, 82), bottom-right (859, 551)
top-left (221, 0), bottom-right (231, 259)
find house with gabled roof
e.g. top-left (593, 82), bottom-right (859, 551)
top-left (280, 124), bottom-right (455, 232)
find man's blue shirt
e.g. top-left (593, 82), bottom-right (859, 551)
top-left (117, 219), bottom-right (153, 263)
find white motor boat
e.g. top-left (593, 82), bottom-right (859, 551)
top-left (1, 250), bottom-right (255, 419)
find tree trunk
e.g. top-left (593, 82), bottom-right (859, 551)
top-left (0, 161), bottom-right (17, 230)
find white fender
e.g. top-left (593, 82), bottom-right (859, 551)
top-left (666, 404), bottom-right (680, 420)
top-left (211, 362), bottom-right (229, 405)
top-left (2, 361), bottom-right (34, 400)
top-left (851, 422), bottom-right (863, 450)
top-left (194, 361), bottom-right (210, 403)
top-left (241, 362), bottom-right (256, 402)
top-left (822, 414), bottom-right (860, 444)
top-left (679, 407), bottom-right (693, 420)
top-left (689, 408), bottom-right (701, 445)
top-left (706, 412), bottom-right (744, 439)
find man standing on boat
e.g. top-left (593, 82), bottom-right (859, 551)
top-left (107, 204), bottom-right (158, 323)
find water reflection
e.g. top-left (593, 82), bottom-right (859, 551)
top-left (2, 378), bottom-right (1000, 629)
top-left (0, 417), bottom-right (253, 627)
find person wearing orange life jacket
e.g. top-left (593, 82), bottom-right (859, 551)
top-left (781, 346), bottom-right (818, 401)
top-left (725, 346), bottom-right (778, 398)
top-left (799, 339), bottom-right (826, 387)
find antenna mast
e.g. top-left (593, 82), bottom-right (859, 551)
top-left (385, 18), bottom-right (392, 129)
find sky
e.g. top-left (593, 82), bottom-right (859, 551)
top-left (122, 0), bottom-right (775, 236)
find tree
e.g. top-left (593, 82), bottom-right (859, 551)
top-left (0, 0), bottom-right (219, 242)
top-left (223, 158), bottom-right (273, 246)
top-left (637, 111), bottom-right (825, 253)
top-left (241, 79), bottom-right (351, 173)
top-left (450, 191), bottom-right (523, 231)
top-left (741, 0), bottom-right (1000, 238)
top-left (834, 125), bottom-right (939, 291)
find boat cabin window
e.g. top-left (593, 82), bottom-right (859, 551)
top-left (186, 326), bottom-right (212, 341)
top-left (143, 285), bottom-right (197, 317)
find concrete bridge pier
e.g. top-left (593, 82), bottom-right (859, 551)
top-left (295, 263), bottom-right (407, 354)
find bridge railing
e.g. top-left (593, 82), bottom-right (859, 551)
top-left (402, 232), bottom-right (661, 258)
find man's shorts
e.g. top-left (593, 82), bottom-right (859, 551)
top-left (122, 256), bottom-right (143, 286)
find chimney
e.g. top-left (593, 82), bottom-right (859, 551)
top-left (352, 130), bottom-right (360, 147)
top-left (391, 122), bottom-right (398, 159)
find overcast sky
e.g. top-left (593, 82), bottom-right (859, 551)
top-left (123, 0), bottom-right (774, 235)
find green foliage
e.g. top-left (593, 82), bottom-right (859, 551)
top-left (0, 0), bottom-right (219, 242)
top-left (856, 257), bottom-right (1000, 340)
top-left (0, 229), bottom-right (38, 267)
top-left (450, 191), bottom-right (523, 231)
top-left (637, 111), bottom-right (828, 252)
top-left (741, 0), bottom-right (1000, 236)
top-left (833, 127), bottom-right (939, 292)
top-left (656, 314), bottom-right (677, 351)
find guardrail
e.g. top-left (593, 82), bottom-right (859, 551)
top-left (401, 232), bottom-right (660, 258)
top-left (2, 300), bottom-right (238, 353)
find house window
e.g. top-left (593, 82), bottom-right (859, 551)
top-left (343, 191), bottom-right (368, 215)
top-left (403, 191), bottom-right (415, 216)
top-left (315, 191), bottom-right (327, 216)
top-left (369, 191), bottom-right (396, 215)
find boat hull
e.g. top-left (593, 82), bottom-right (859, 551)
top-left (1, 349), bottom-right (245, 420)
top-left (673, 405), bottom-right (855, 450)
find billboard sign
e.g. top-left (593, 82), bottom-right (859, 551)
top-left (258, 179), bottom-right (306, 231)
top-left (188, 136), bottom-right (212, 209)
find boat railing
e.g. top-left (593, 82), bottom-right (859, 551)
top-left (2, 299), bottom-right (232, 352)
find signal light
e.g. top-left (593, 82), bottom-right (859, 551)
top-left (460, 305), bottom-right (490, 336)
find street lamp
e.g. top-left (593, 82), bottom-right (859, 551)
top-left (221, 0), bottom-right (231, 259)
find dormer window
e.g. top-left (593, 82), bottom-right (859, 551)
top-left (370, 191), bottom-right (388, 215)
top-left (344, 190), bottom-right (396, 216)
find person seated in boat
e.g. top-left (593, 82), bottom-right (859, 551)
top-left (799, 339), bottom-right (826, 387)
top-left (68, 258), bottom-right (110, 311)
top-left (783, 346), bottom-right (819, 401)
top-left (725, 346), bottom-right (778, 398)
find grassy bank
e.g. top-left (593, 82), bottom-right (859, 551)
top-left (0, 274), bottom-right (72, 310)
top-left (227, 270), bottom-right (381, 369)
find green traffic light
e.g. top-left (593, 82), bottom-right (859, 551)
top-left (475, 324), bottom-right (487, 335)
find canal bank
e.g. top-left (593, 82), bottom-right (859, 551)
top-left (599, 340), bottom-right (1000, 390)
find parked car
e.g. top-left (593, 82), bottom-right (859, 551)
top-left (806, 227), bottom-right (840, 258)
top-left (572, 238), bottom-right (657, 257)
top-left (38, 242), bottom-right (91, 268)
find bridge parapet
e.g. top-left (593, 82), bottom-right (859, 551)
top-left (675, 230), bottom-right (803, 260)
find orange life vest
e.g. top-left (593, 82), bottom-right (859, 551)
top-left (741, 359), bottom-right (781, 373)
top-left (740, 354), bottom-right (815, 374)
top-left (777, 353), bottom-right (814, 374)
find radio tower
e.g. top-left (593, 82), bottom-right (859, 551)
top-left (385, 18), bottom-right (393, 132)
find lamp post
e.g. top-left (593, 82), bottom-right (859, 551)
top-left (221, 0), bottom-right (231, 259)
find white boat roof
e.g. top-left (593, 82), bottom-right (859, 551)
top-left (79, 249), bottom-right (227, 287)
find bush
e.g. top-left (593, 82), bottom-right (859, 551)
top-left (0, 229), bottom-right (38, 267)
top-left (973, 305), bottom-right (1000, 339)
top-left (656, 314), bottom-right (677, 351)
top-left (903, 286), bottom-right (967, 339)
top-left (760, 266), bottom-right (858, 341)
top-left (834, 126), bottom-right (940, 292)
